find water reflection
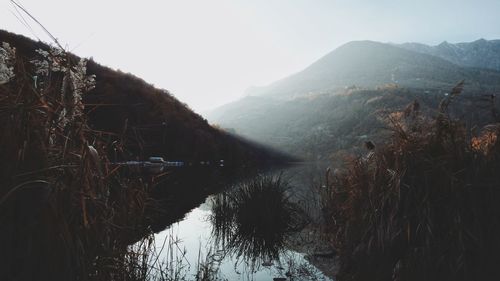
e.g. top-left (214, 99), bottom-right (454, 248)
top-left (209, 175), bottom-right (309, 270)
top-left (149, 170), bottom-right (332, 280)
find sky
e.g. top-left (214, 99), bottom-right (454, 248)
top-left (2, 0), bottom-right (500, 114)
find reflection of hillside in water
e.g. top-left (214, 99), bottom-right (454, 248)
top-left (147, 166), bottom-right (261, 234)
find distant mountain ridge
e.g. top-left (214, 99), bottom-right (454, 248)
top-left (245, 40), bottom-right (500, 99)
top-left (209, 38), bottom-right (500, 160)
top-left (398, 39), bottom-right (500, 72)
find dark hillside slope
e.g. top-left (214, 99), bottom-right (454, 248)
top-left (0, 30), bottom-right (290, 165)
top-left (247, 41), bottom-right (500, 98)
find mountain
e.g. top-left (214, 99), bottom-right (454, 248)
top-left (245, 41), bottom-right (500, 99)
top-left (210, 87), bottom-right (497, 161)
top-left (209, 40), bottom-right (500, 160)
top-left (0, 29), bottom-right (289, 165)
top-left (398, 39), bottom-right (500, 72)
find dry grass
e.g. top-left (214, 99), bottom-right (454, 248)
top-left (0, 42), bottom-right (159, 281)
top-left (0, 35), bottom-right (246, 281)
top-left (321, 83), bottom-right (500, 281)
top-left (209, 174), bottom-right (308, 270)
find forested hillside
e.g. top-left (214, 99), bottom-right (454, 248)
top-left (209, 40), bottom-right (500, 161)
top-left (0, 29), bottom-right (289, 165)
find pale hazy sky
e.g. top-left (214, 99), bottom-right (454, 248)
top-left (2, 0), bottom-right (500, 113)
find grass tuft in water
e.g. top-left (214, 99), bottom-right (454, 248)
top-left (210, 174), bottom-right (308, 270)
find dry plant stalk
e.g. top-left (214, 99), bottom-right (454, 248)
top-left (0, 41), bottom-right (158, 281)
top-left (321, 84), bottom-right (500, 281)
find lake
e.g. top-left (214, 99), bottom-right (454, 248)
top-left (139, 163), bottom-right (335, 280)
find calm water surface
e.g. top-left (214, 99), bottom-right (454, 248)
top-left (148, 164), bottom-right (334, 280)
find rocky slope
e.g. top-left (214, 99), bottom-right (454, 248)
top-left (399, 39), bottom-right (500, 72)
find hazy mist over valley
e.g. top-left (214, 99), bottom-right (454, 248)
top-left (208, 39), bottom-right (500, 161)
top-left (2, 1), bottom-right (500, 281)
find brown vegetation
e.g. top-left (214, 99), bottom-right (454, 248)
top-left (0, 29), bottom-right (289, 281)
top-left (321, 84), bottom-right (500, 280)
top-left (0, 35), bottom-right (159, 280)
